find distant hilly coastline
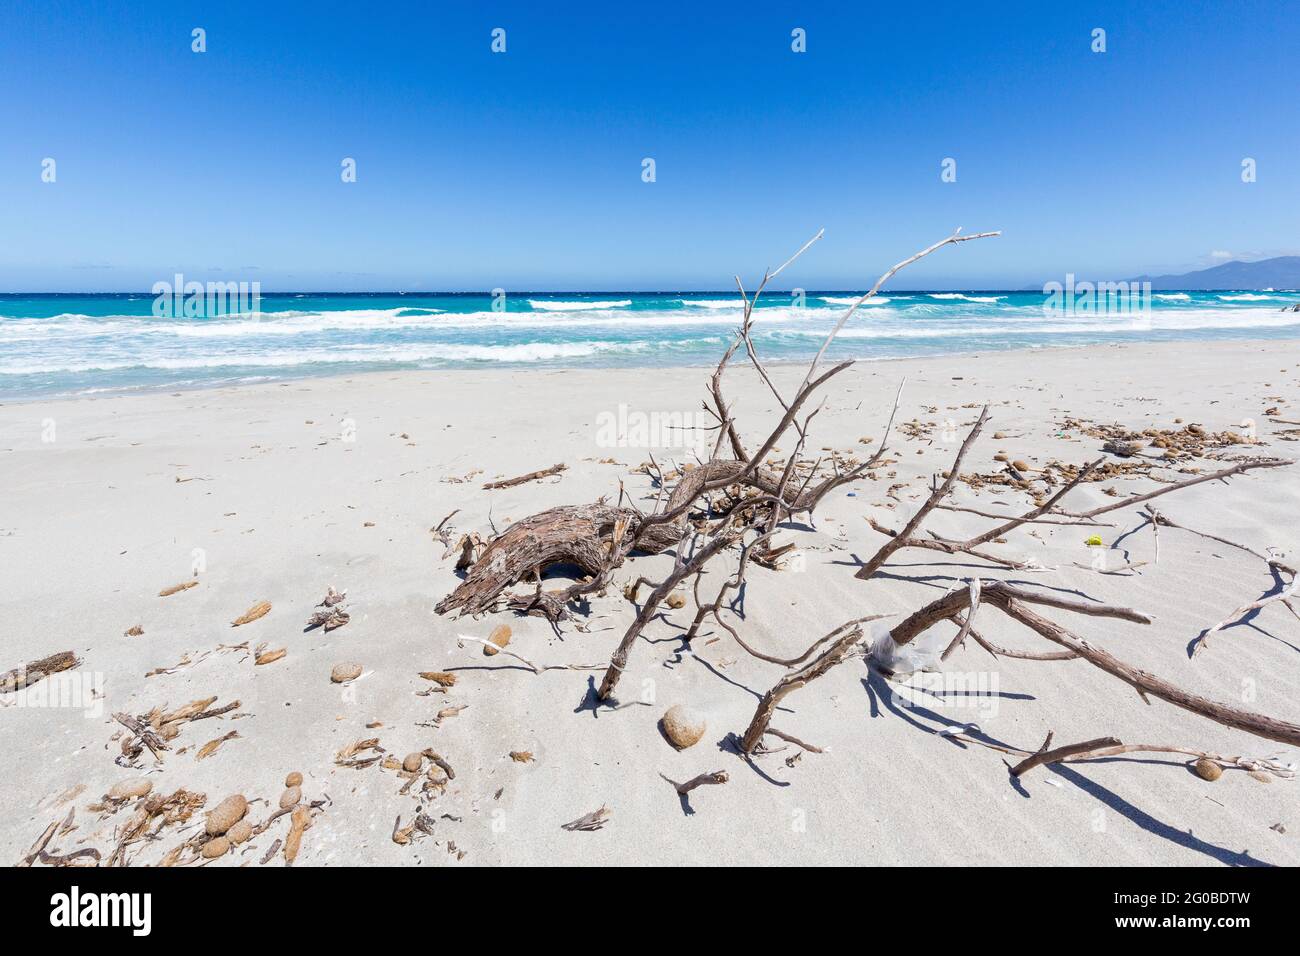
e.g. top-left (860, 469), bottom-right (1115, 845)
top-left (1131, 256), bottom-right (1300, 291)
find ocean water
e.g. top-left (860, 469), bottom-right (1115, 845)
top-left (2, 290), bottom-right (1299, 400)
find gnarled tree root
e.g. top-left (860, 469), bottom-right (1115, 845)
top-left (434, 504), bottom-right (669, 617)
top-left (436, 459), bottom-right (853, 618)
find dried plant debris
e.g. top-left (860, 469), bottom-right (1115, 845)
top-left (144, 641), bottom-right (247, 678)
top-left (196, 730), bottom-right (240, 760)
top-left (123, 625), bottom-right (144, 637)
top-left (419, 671), bottom-right (457, 687)
top-left (336, 737), bottom-right (385, 769)
top-left (956, 456), bottom-right (1155, 497)
top-left (440, 468), bottom-right (484, 484)
top-left (509, 750), bottom-right (535, 763)
top-left (159, 579), bottom-right (198, 597)
top-left (450, 532), bottom-right (485, 570)
top-left (561, 805), bottom-right (611, 832)
top-left (89, 788), bottom-right (210, 867)
top-left (305, 586), bottom-right (350, 632)
top-left (19, 809), bottom-right (101, 867)
top-left (253, 646), bottom-right (286, 665)
top-left (113, 697), bottom-right (240, 765)
top-left (432, 704), bottom-right (467, 726)
top-left (1058, 417), bottom-right (1256, 460)
top-left (91, 778), bottom-right (153, 811)
top-left (392, 812), bottom-right (438, 845)
top-left (1, 650), bottom-right (80, 694)
top-left (283, 806), bottom-right (312, 864)
top-left (231, 601), bottom-right (272, 626)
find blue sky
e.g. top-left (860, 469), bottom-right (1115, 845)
top-left (1, 0), bottom-right (1297, 291)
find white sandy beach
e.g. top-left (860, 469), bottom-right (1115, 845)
top-left (2, 339), bottom-right (1299, 867)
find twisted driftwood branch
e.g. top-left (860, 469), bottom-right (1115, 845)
top-left (739, 624), bottom-right (865, 754)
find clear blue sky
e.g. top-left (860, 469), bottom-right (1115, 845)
top-left (1, 0), bottom-right (1297, 291)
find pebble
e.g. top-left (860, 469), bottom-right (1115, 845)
top-left (1193, 758), bottom-right (1222, 781)
top-left (201, 836), bottom-right (230, 858)
top-left (227, 820), bottom-right (254, 845)
top-left (205, 794), bottom-right (249, 836)
top-left (661, 704), bottom-right (707, 749)
top-left (107, 779), bottom-right (153, 801)
top-left (330, 662), bottom-right (362, 683)
top-left (484, 624), bottom-right (512, 656)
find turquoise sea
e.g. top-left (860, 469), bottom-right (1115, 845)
top-left (3, 290), bottom-right (1299, 400)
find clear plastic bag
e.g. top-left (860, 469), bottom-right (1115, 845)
top-left (867, 619), bottom-right (942, 676)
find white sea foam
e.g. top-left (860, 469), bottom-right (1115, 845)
top-left (927, 293), bottom-right (1006, 302)
top-left (1218, 293), bottom-right (1283, 301)
top-left (681, 299), bottom-right (744, 309)
top-left (768, 309), bottom-right (1300, 340)
top-left (0, 339), bottom-right (656, 375)
top-left (817, 296), bottom-right (892, 306)
top-left (527, 299), bottom-right (632, 311)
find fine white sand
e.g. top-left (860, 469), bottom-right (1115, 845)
top-left (2, 339), bottom-right (1298, 866)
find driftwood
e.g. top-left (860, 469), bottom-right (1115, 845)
top-left (1006, 734), bottom-right (1294, 779)
top-left (858, 422), bottom-right (1289, 580)
top-left (739, 624), bottom-right (865, 754)
top-left (870, 579), bottom-right (1300, 746)
top-left (1054, 459), bottom-right (1290, 521)
top-left (988, 594), bottom-right (1300, 747)
top-left (1193, 565), bottom-right (1299, 657)
top-left (1010, 734), bottom-right (1121, 777)
top-left (429, 227), bottom-right (1300, 797)
top-left (599, 527), bottom-right (747, 699)
top-left (436, 504), bottom-right (669, 617)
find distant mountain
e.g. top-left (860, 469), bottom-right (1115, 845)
top-left (1133, 256), bottom-right (1300, 290)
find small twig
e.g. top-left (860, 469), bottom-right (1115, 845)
top-left (483, 463), bottom-right (567, 490)
top-left (1194, 571), bottom-right (1300, 657)
top-left (454, 636), bottom-right (604, 674)
top-left (659, 770), bottom-right (729, 795)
